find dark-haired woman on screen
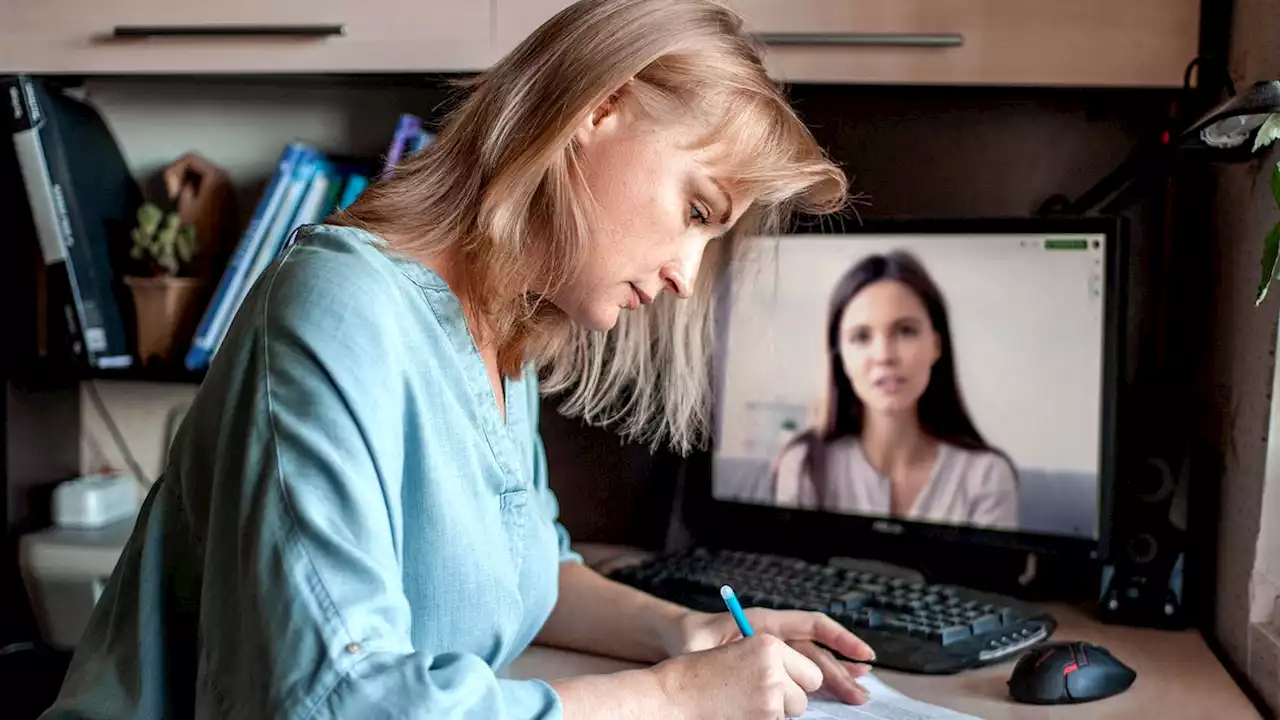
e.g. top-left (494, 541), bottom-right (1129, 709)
top-left (772, 251), bottom-right (1018, 531)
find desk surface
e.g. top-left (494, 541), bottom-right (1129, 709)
top-left (508, 545), bottom-right (1260, 719)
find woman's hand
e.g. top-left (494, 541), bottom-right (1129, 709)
top-left (648, 633), bottom-right (824, 720)
top-left (662, 607), bottom-right (876, 705)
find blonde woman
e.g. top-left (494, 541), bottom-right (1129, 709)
top-left (44, 1), bottom-right (873, 719)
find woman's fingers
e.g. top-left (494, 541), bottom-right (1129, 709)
top-left (841, 660), bottom-right (873, 678)
top-left (748, 609), bottom-right (877, 663)
top-left (792, 640), bottom-right (868, 705)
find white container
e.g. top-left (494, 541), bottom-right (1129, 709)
top-left (51, 473), bottom-right (139, 529)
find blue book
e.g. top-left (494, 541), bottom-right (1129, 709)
top-left (277, 159), bottom-right (341, 257)
top-left (201, 147), bottom-right (323, 363)
top-left (337, 173), bottom-right (369, 210)
top-left (184, 142), bottom-right (309, 371)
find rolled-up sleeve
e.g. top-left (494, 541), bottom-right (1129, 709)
top-left (236, 250), bottom-right (565, 719)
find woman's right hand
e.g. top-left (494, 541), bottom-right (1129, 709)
top-left (648, 634), bottom-right (824, 719)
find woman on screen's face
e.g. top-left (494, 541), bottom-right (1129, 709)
top-left (837, 279), bottom-right (941, 415)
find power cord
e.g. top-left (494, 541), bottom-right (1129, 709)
top-left (84, 379), bottom-right (153, 488)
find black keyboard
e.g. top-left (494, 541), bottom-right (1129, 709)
top-left (608, 547), bottom-right (1056, 674)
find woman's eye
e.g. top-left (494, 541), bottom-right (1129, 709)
top-left (690, 203), bottom-right (710, 226)
top-left (897, 325), bottom-right (919, 338)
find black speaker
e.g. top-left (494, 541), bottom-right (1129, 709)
top-left (1097, 452), bottom-right (1192, 629)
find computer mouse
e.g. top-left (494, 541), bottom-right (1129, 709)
top-left (1007, 641), bottom-right (1136, 704)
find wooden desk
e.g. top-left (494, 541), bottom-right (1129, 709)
top-left (508, 546), bottom-right (1260, 719)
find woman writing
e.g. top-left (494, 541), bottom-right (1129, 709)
top-left (43, 1), bottom-right (875, 719)
top-left (773, 251), bottom-right (1019, 531)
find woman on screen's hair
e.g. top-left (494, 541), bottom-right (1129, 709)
top-left (772, 250), bottom-right (1018, 531)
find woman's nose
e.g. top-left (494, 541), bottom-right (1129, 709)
top-left (659, 263), bottom-right (691, 298)
top-left (660, 237), bottom-right (708, 299)
top-left (871, 336), bottom-right (897, 363)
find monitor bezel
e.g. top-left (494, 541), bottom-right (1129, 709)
top-left (680, 216), bottom-right (1125, 569)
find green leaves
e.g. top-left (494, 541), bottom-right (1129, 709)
top-left (1273, 157), bottom-right (1280, 210)
top-left (1258, 222), bottom-right (1280, 306)
top-left (129, 201), bottom-right (197, 276)
top-left (1259, 162), bottom-right (1280, 306)
top-left (1254, 116), bottom-right (1280, 305)
top-left (1253, 113), bottom-right (1280, 153)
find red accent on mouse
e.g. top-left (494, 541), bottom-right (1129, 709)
top-left (1008, 641), bottom-right (1136, 704)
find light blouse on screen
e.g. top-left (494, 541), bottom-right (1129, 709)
top-left (773, 436), bottom-right (1019, 531)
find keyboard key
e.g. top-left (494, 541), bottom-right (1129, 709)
top-left (928, 624), bottom-right (973, 645)
top-left (971, 614), bottom-right (1002, 635)
top-left (826, 591), bottom-right (870, 615)
top-left (853, 610), bottom-right (883, 629)
top-left (884, 617), bottom-right (913, 633)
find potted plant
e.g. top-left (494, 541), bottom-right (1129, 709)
top-left (124, 202), bottom-right (208, 365)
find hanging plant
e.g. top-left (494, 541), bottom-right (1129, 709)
top-left (1252, 113), bottom-right (1280, 305)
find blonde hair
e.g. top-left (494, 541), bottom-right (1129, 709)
top-left (331, 0), bottom-right (848, 454)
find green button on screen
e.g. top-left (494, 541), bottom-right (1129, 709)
top-left (1045, 238), bottom-right (1089, 250)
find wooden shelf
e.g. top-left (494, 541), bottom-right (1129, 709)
top-left (90, 363), bottom-right (205, 385)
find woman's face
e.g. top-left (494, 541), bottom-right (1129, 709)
top-left (837, 279), bottom-right (942, 416)
top-left (548, 95), bottom-right (754, 331)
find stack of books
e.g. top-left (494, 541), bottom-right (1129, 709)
top-left (183, 113), bottom-right (434, 372)
top-left (3, 71), bottom-right (435, 378)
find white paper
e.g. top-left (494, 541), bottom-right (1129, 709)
top-left (800, 674), bottom-right (982, 720)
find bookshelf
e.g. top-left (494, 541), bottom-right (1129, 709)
top-left (90, 366), bottom-right (205, 385)
top-left (1, 75), bottom-right (458, 715)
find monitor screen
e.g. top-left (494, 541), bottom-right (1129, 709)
top-left (711, 228), bottom-right (1111, 542)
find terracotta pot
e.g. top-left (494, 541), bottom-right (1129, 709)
top-left (124, 276), bottom-right (208, 365)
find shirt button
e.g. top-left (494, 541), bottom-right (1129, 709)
top-left (345, 643), bottom-right (363, 654)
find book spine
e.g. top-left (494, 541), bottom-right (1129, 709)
top-left (336, 173), bottom-right (369, 210)
top-left (203, 148), bottom-right (320, 360)
top-left (315, 164), bottom-right (343, 222)
top-left (6, 76), bottom-right (104, 369)
top-left (278, 159), bottom-right (336, 257)
top-left (3, 76), bottom-right (87, 372)
top-left (23, 78), bottom-right (133, 369)
top-left (380, 113), bottom-right (422, 177)
top-left (410, 129), bottom-right (436, 155)
top-left (184, 142), bottom-right (305, 371)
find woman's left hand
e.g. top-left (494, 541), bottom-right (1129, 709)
top-left (663, 608), bottom-right (877, 705)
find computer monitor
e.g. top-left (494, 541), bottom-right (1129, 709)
top-left (684, 218), bottom-right (1123, 570)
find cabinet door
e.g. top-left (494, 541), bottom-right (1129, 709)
top-left (493, 0), bottom-right (1199, 88)
top-left (736, 0), bottom-right (1200, 87)
top-left (0, 0), bottom-right (492, 74)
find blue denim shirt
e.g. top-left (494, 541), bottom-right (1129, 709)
top-left (43, 225), bottom-right (581, 719)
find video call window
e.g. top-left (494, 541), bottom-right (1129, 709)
top-left (712, 233), bottom-right (1108, 541)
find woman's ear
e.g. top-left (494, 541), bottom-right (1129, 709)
top-left (930, 329), bottom-right (943, 365)
top-left (572, 83), bottom-right (630, 148)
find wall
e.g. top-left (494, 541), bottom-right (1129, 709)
top-left (78, 381), bottom-right (196, 484)
top-left (1205, 0), bottom-right (1280, 711)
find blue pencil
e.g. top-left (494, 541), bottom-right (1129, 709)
top-left (720, 584), bottom-right (754, 637)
